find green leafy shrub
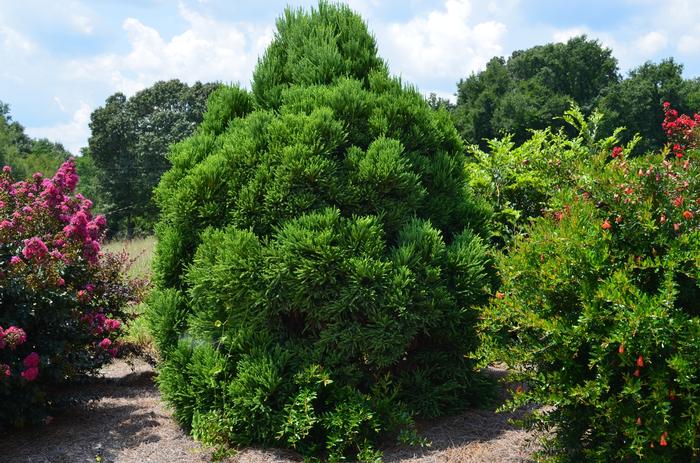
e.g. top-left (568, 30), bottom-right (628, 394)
top-left (479, 107), bottom-right (700, 461)
top-left (149, 2), bottom-right (494, 459)
top-left (466, 106), bottom-right (625, 247)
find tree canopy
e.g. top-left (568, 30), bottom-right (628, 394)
top-left (87, 79), bottom-right (219, 237)
top-left (0, 101), bottom-right (71, 179)
top-left (597, 59), bottom-right (700, 153)
top-left (454, 36), bottom-right (619, 147)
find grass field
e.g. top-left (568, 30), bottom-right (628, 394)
top-left (104, 236), bottom-right (157, 355)
top-left (104, 235), bottom-right (157, 280)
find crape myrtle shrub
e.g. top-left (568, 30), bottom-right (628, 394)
top-left (478, 105), bottom-right (700, 462)
top-left (149, 2), bottom-right (493, 459)
top-left (0, 161), bottom-right (144, 427)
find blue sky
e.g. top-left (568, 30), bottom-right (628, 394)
top-left (1, 0), bottom-right (698, 154)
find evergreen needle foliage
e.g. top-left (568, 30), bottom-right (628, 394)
top-left (148, 2), bottom-right (494, 459)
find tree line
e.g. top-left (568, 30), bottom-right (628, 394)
top-left (1, 35), bottom-right (698, 238)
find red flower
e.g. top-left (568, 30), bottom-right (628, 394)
top-left (618, 344), bottom-right (625, 354)
top-left (683, 210), bottom-right (694, 220)
top-left (495, 291), bottom-right (505, 300)
top-left (660, 432), bottom-right (668, 447)
top-left (611, 146), bottom-right (623, 158)
top-left (633, 368), bottom-right (641, 377)
top-left (636, 355), bottom-right (644, 367)
top-left (602, 219), bottom-right (612, 230)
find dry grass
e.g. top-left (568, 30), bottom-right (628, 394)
top-left (104, 236), bottom-right (156, 280)
top-left (104, 236), bottom-right (158, 356)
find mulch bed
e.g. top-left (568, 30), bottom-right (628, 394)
top-left (0, 361), bottom-right (540, 463)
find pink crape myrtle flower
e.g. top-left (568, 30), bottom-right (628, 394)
top-left (22, 236), bottom-right (49, 261)
top-left (2, 326), bottom-right (27, 349)
top-left (23, 352), bottom-right (40, 368)
top-left (21, 367), bottom-right (39, 381)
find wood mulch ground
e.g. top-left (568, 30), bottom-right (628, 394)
top-left (0, 360), bottom-right (540, 463)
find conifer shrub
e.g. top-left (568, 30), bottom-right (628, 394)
top-left (149, 2), bottom-right (493, 459)
top-left (479, 105), bottom-right (700, 461)
top-left (0, 161), bottom-right (144, 427)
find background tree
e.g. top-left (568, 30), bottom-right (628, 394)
top-left (454, 36), bottom-right (619, 147)
top-left (597, 59), bottom-right (700, 154)
top-left (0, 100), bottom-right (71, 178)
top-left (87, 80), bottom-right (219, 237)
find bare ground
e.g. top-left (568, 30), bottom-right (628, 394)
top-left (0, 360), bottom-right (540, 463)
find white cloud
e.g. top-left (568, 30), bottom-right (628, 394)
top-left (0, 25), bottom-right (35, 53)
top-left (552, 27), bottom-right (590, 43)
top-left (26, 102), bottom-right (92, 155)
top-left (377, 0), bottom-right (507, 82)
top-left (636, 31), bottom-right (668, 55)
top-left (53, 96), bottom-right (66, 112)
top-left (678, 33), bottom-right (700, 54)
top-left (65, 3), bottom-right (274, 96)
top-left (71, 14), bottom-right (94, 35)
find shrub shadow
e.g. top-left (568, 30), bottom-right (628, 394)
top-left (0, 360), bottom-right (207, 463)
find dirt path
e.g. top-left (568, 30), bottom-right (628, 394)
top-left (0, 361), bottom-right (539, 463)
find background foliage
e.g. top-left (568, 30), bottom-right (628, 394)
top-left (87, 79), bottom-right (220, 237)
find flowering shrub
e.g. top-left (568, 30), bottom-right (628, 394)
top-left (0, 160), bottom-right (143, 427)
top-left (479, 106), bottom-right (700, 461)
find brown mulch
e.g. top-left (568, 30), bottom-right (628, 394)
top-left (0, 361), bottom-right (541, 463)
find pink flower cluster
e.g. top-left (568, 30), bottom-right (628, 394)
top-left (1, 160), bottom-right (106, 268)
top-left (20, 352), bottom-right (40, 381)
top-left (0, 326), bottom-right (27, 350)
top-left (0, 327), bottom-right (39, 382)
top-left (80, 311), bottom-right (122, 336)
top-left (1, 161), bottom-right (127, 393)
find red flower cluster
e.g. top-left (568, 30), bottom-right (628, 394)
top-left (662, 102), bottom-right (699, 158)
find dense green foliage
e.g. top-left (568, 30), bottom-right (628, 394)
top-left (454, 36), bottom-right (619, 147)
top-left (454, 38), bottom-right (700, 154)
top-left (87, 80), bottom-right (219, 237)
top-left (478, 107), bottom-right (700, 461)
top-left (466, 107), bottom-right (623, 247)
top-left (597, 59), bottom-right (700, 154)
top-left (148, 3), bottom-right (494, 459)
top-left (0, 101), bottom-right (72, 180)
